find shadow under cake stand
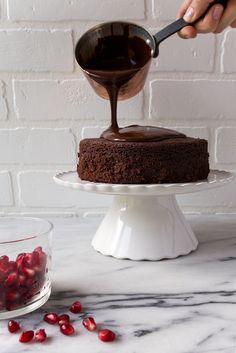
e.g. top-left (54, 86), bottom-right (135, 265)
top-left (54, 170), bottom-right (234, 261)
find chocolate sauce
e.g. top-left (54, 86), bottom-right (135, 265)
top-left (102, 125), bottom-right (186, 142)
top-left (79, 32), bottom-right (185, 142)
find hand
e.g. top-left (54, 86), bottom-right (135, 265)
top-left (177, 0), bottom-right (236, 39)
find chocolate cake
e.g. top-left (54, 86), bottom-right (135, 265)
top-left (77, 135), bottom-right (209, 184)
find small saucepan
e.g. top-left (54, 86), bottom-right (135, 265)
top-left (75, 0), bottom-right (227, 100)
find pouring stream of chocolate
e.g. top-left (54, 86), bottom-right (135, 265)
top-left (84, 34), bottom-right (186, 142)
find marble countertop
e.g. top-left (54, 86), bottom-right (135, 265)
top-left (1, 214), bottom-right (236, 353)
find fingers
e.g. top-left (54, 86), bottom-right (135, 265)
top-left (177, 0), bottom-right (197, 38)
top-left (177, 0), bottom-right (193, 18)
top-left (195, 4), bottom-right (224, 32)
top-left (177, 0), bottom-right (236, 38)
top-left (214, 0), bottom-right (236, 32)
top-left (178, 1), bottom-right (224, 38)
top-left (183, 0), bottom-right (214, 23)
top-left (178, 26), bottom-right (198, 39)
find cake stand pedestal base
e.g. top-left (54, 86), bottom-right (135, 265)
top-left (92, 195), bottom-right (197, 260)
top-left (54, 170), bottom-right (234, 261)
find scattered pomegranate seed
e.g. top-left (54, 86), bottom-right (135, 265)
top-left (8, 320), bottom-right (20, 333)
top-left (69, 301), bottom-right (82, 314)
top-left (82, 317), bottom-right (97, 332)
top-left (58, 314), bottom-right (70, 326)
top-left (19, 330), bottom-right (34, 343)
top-left (60, 323), bottom-right (75, 336)
top-left (98, 329), bottom-right (116, 342)
top-left (44, 312), bottom-right (58, 325)
top-left (35, 329), bottom-right (47, 342)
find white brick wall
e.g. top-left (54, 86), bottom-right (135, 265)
top-left (151, 32), bottom-right (215, 72)
top-left (150, 80), bottom-right (236, 120)
top-left (7, 0), bottom-right (145, 21)
top-left (18, 171), bottom-right (111, 209)
top-left (0, 172), bottom-right (13, 206)
top-left (221, 30), bottom-right (236, 73)
top-left (0, 1), bottom-right (235, 215)
top-left (153, 0), bottom-right (183, 21)
top-left (0, 29), bottom-right (73, 72)
top-left (13, 80), bottom-right (143, 121)
top-left (0, 128), bottom-right (76, 164)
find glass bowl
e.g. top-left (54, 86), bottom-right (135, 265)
top-left (0, 217), bottom-right (53, 319)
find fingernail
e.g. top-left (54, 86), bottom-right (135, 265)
top-left (213, 5), bottom-right (223, 20)
top-left (184, 7), bottom-right (194, 21)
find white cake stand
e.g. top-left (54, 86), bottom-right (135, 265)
top-left (54, 170), bottom-right (234, 261)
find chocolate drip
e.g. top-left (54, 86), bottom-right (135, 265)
top-left (83, 33), bottom-right (185, 142)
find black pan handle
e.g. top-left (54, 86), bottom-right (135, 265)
top-left (153, 0), bottom-right (228, 57)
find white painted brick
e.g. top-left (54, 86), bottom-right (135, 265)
top-left (0, 171), bottom-right (13, 206)
top-left (13, 80), bottom-right (143, 121)
top-left (221, 30), bottom-right (236, 73)
top-left (0, 128), bottom-right (76, 164)
top-left (153, 0), bottom-right (182, 20)
top-left (150, 80), bottom-right (236, 120)
top-left (81, 126), bottom-right (106, 139)
top-left (0, 29), bottom-right (73, 72)
top-left (18, 171), bottom-right (112, 208)
top-left (8, 0), bottom-right (145, 21)
top-left (216, 128), bottom-right (236, 164)
top-left (178, 176), bottom-right (236, 208)
top-left (0, 81), bottom-right (8, 120)
top-left (151, 31), bottom-right (215, 72)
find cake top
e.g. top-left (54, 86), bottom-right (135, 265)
top-left (101, 125), bottom-right (186, 142)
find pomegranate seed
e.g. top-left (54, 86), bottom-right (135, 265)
top-left (18, 274), bottom-right (27, 286)
top-left (82, 317), bottom-right (97, 332)
top-left (19, 330), bottom-right (34, 343)
top-left (60, 323), bottom-right (75, 336)
top-left (4, 272), bottom-right (18, 287)
top-left (5, 290), bottom-right (20, 302)
top-left (0, 255), bottom-right (9, 265)
top-left (16, 253), bottom-right (26, 268)
top-left (35, 329), bottom-right (47, 342)
top-left (98, 329), bottom-right (116, 342)
top-left (8, 261), bottom-right (17, 272)
top-left (23, 253), bottom-right (36, 267)
top-left (44, 312), bottom-right (58, 325)
top-left (8, 320), bottom-right (20, 333)
top-left (21, 267), bottom-right (35, 279)
top-left (34, 246), bottom-right (43, 253)
top-left (33, 247), bottom-right (47, 268)
top-left (69, 301), bottom-right (82, 314)
top-left (6, 302), bottom-right (17, 311)
top-left (58, 314), bottom-right (70, 326)
top-left (0, 256), bottom-right (9, 278)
